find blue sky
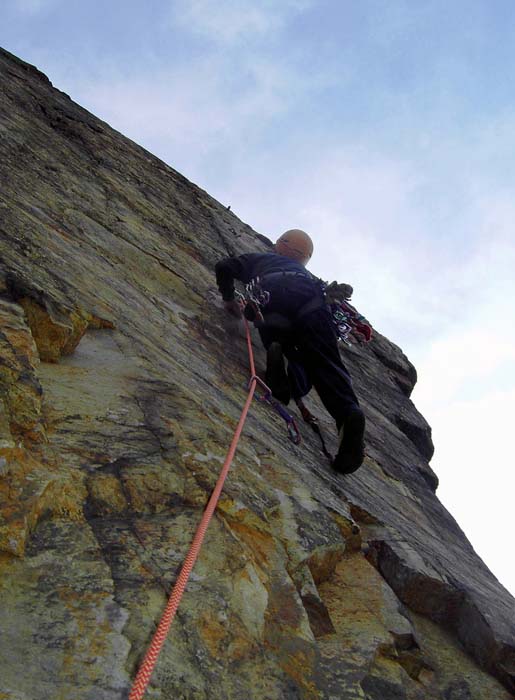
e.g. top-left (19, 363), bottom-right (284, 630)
top-left (2, 0), bottom-right (515, 596)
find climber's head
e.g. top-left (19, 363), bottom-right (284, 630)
top-left (275, 229), bottom-right (313, 266)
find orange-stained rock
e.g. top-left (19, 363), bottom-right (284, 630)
top-left (18, 297), bottom-right (90, 363)
top-left (0, 299), bottom-right (42, 436)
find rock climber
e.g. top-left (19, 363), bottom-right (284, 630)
top-left (215, 229), bottom-right (365, 474)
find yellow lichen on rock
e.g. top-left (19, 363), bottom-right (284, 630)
top-left (197, 606), bottom-right (259, 663)
top-left (217, 497), bottom-right (278, 569)
top-left (0, 442), bottom-right (87, 558)
top-left (0, 446), bottom-right (47, 556)
top-left (86, 473), bottom-right (128, 516)
top-left (409, 614), bottom-right (515, 700)
top-left (0, 299), bottom-right (42, 436)
top-left (18, 297), bottom-right (90, 363)
top-left (36, 471), bottom-right (87, 521)
top-left (319, 553), bottom-right (392, 646)
top-left (307, 545), bottom-right (345, 586)
top-left (0, 401), bottom-right (14, 449)
top-left (330, 510), bottom-right (362, 552)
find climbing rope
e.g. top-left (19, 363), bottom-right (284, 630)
top-left (128, 319), bottom-right (275, 700)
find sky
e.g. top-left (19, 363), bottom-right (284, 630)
top-left (1, 1), bottom-right (514, 596)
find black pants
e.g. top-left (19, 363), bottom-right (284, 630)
top-left (258, 324), bottom-right (311, 400)
top-left (295, 308), bottom-right (360, 428)
top-left (258, 278), bottom-right (360, 428)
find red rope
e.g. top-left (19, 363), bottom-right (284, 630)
top-left (128, 320), bottom-right (263, 700)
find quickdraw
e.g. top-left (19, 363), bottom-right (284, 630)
top-left (330, 300), bottom-right (372, 344)
top-left (239, 279), bottom-right (270, 326)
top-left (332, 307), bottom-right (354, 345)
top-left (256, 391), bottom-right (301, 445)
top-left (245, 277), bottom-right (270, 309)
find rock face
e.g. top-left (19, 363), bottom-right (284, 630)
top-left (0, 47), bottom-right (514, 700)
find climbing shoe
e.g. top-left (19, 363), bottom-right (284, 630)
top-left (265, 342), bottom-right (291, 405)
top-left (332, 409), bottom-right (365, 474)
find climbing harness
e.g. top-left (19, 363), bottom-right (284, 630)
top-left (128, 318), bottom-right (296, 699)
top-left (244, 277), bottom-right (270, 309)
top-left (240, 275), bottom-right (326, 329)
top-left (239, 276), bottom-right (371, 346)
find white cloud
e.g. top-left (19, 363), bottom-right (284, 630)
top-left (168, 0), bottom-right (313, 44)
top-left (58, 42), bottom-right (334, 185)
top-left (411, 283), bottom-right (515, 596)
top-left (73, 59), bottom-right (299, 166)
top-left (417, 384), bottom-right (515, 596)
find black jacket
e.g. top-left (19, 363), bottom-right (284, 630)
top-left (215, 252), bottom-right (312, 301)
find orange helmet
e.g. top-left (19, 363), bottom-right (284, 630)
top-left (275, 229), bottom-right (313, 266)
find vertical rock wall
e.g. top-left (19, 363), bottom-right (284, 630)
top-left (1, 48), bottom-right (514, 700)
